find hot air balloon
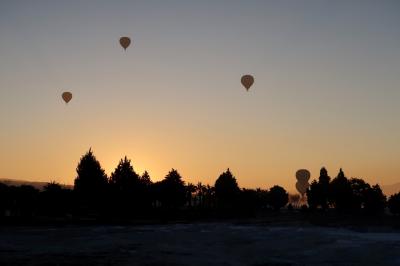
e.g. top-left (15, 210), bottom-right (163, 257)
top-left (241, 75), bottom-right (254, 91)
top-left (296, 181), bottom-right (310, 196)
top-left (295, 169), bottom-right (311, 196)
top-left (296, 169), bottom-right (311, 183)
top-left (62, 92), bottom-right (72, 104)
top-left (119, 37), bottom-right (131, 50)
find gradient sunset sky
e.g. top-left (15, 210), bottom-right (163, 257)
top-left (1, 0), bottom-right (400, 192)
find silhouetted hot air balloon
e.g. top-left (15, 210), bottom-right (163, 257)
top-left (296, 181), bottom-right (309, 196)
top-left (241, 75), bottom-right (254, 91)
top-left (62, 92), bottom-right (72, 104)
top-left (119, 37), bottom-right (131, 50)
top-left (295, 169), bottom-right (311, 196)
top-left (296, 169), bottom-right (311, 183)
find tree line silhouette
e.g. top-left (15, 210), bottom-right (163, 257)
top-left (1, 149), bottom-right (400, 221)
top-left (306, 167), bottom-right (390, 214)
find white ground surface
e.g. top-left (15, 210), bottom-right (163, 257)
top-left (0, 223), bottom-right (400, 265)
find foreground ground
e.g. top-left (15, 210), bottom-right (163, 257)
top-left (0, 222), bottom-right (400, 266)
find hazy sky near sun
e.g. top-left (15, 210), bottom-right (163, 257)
top-left (1, 0), bottom-right (400, 192)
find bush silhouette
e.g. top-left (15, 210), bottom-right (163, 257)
top-left (239, 188), bottom-right (267, 214)
top-left (194, 182), bottom-right (215, 209)
top-left (0, 184), bottom-right (40, 217)
top-left (307, 168), bottom-right (331, 210)
top-left (157, 169), bottom-right (186, 209)
top-left (267, 185), bottom-right (288, 211)
top-left (139, 171), bottom-right (153, 210)
top-left (348, 178), bottom-right (386, 213)
top-left (140, 171), bottom-right (152, 186)
top-left (0, 183), bottom-right (10, 217)
top-left (307, 180), bottom-right (322, 210)
top-left (186, 182), bottom-right (197, 208)
top-left (14, 185), bottom-right (39, 217)
top-left (318, 167), bottom-right (331, 209)
top-left (215, 168), bottom-right (240, 208)
top-left (329, 168), bottom-right (353, 211)
top-left (39, 182), bottom-right (72, 217)
top-left (388, 192), bottom-right (400, 215)
top-left (362, 184), bottom-right (386, 214)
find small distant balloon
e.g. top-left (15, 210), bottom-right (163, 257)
top-left (119, 37), bottom-right (131, 50)
top-left (62, 92), bottom-right (72, 104)
top-left (241, 75), bottom-right (254, 91)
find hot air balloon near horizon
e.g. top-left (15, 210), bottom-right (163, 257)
top-left (241, 74), bottom-right (254, 91)
top-left (62, 92), bottom-right (72, 104)
top-left (296, 169), bottom-right (311, 182)
top-left (119, 36), bottom-right (131, 50)
top-left (295, 169), bottom-right (310, 197)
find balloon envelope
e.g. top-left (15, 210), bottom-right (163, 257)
top-left (62, 92), bottom-right (72, 104)
top-left (296, 169), bottom-right (311, 182)
top-left (119, 37), bottom-right (131, 50)
top-left (296, 181), bottom-right (310, 195)
top-left (241, 75), bottom-right (254, 91)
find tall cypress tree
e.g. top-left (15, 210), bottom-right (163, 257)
top-left (74, 149), bottom-right (108, 197)
top-left (109, 156), bottom-right (140, 191)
